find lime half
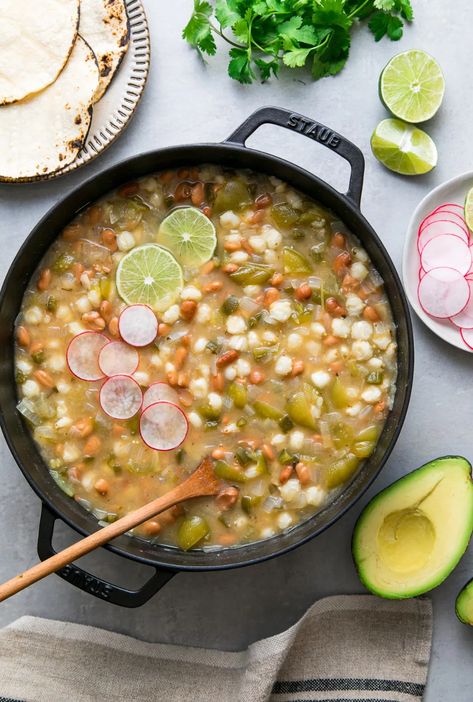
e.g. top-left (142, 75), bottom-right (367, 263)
top-left (380, 50), bottom-right (445, 124)
top-left (158, 207), bottom-right (216, 267)
top-left (465, 187), bottom-right (473, 232)
top-left (371, 118), bottom-right (437, 176)
top-left (116, 244), bottom-right (183, 312)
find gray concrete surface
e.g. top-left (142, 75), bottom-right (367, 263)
top-left (1, 1), bottom-right (472, 699)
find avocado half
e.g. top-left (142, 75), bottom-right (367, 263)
top-left (456, 579), bottom-right (473, 625)
top-left (352, 456), bottom-right (473, 599)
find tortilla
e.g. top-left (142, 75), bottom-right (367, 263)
top-left (0, 36), bottom-right (99, 181)
top-left (0, 0), bottom-right (80, 105)
top-left (79, 0), bottom-right (130, 103)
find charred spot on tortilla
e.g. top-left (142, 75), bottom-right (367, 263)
top-left (0, 0), bottom-right (80, 105)
top-left (0, 36), bottom-right (99, 181)
top-left (79, 0), bottom-right (130, 103)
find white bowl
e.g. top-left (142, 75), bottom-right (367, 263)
top-left (402, 171), bottom-right (473, 353)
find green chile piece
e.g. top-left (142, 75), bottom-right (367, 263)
top-left (177, 516), bottom-right (210, 551)
top-left (283, 247), bottom-right (312, 274)
top-left (253, 400), bottom-right (284, 422)
top-left (230, 264), bottom-right (274, 286)
top-left (326, 454), bottom-right (359, 489)
top-left (213, 180), bottom-right (252, 213)
top-left (228, 382), bottom-right (247, 409)
top-left (286, 392), bottom-right (317, 430)
top-left (214, 460), bottom-right (247, 483)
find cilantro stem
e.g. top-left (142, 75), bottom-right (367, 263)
top-left (347, 0), bottom-right (373, 19)
top-left (194, 13), bottom-right (247, 50)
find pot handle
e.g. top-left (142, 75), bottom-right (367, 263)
top-left (225, 106), bottom-right (365, 207)
top-left (37, 504), bottom-right (174, 608)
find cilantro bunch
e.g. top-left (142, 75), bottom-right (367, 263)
top-left (183, 0), bottom-right (414, 84)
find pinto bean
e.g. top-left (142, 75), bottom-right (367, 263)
top-left (180, 300), bottom-right (197, 320)
top-left (102, 228), bottom-right (117, 251)
top-left (263, 287), bottom-right (280, 307)
top-left (94, 478), bottom-right (109, 495)
top-left (100, 300), bottom-right (113, 322)
top-left (279, 465), bottom-right (293, 484)
top-left (270, 272), bottom-right (284, 287)
top-left (37, 269), bottom-right (51, 291)
top-left (216, 486), bottom-right (239, 511)
top-left (33, 370), bottom-right (55, 388)
top-left (262, 444), bottom-right (275, 461)
top-left (216, 350), bottom-right (239, 367)
top-left (333, 251), bottom-right (352, 275)
top-left (211, 447), bottom-right (226, 460)
top-left (191, 182), bottom-right (205, 206)
top-left (16, 326), bottom-right (30, 347)
top-left (211, 372), bottom-right (225, 392)
top-left (295, 283), bottom-right (312, 300)
top-left (118, 182), bottom-right (139, 198)
top-left (108, 317), bottom-right (119, 337)
top-left (291, 360), bottom-right (305, 377)
top-left (363, 305), bottom-right (380, 322)
top-left (255, 193), bottom-right (272, 209)
top-left (249, 369), bottom-right (265, 385)
top-left (295, 462), bottom-right (311, 485)
top-left (174, 346), bottom-right (188, 370)
top-left (203, 281), bottom-right (223, 293)
top-left (84, 435), bottom-right (101, 456)
top-left (332, 232), bottom-right (346, 249)
top-left (143, 520), bottom-right (161, 536)
top-left (201, 260), bottom-right (216, 275)
top-left (70, 417), bottom-right (94, 439)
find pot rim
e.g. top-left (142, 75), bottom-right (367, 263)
top-left (0, 138), bottom-right (414, 572)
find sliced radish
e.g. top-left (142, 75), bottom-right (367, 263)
top-left (419, 266), bottom-right (426, 281)
top-left (140, 401), bottom-right (189, 451)
top-left (419, 210), bottom-right (468, 235)
top-left (418, 220), bottom-right (469, 252)
top-left (118, 305), bottom-right (158, 347)
top-left (450, 284), bottom-right (473, 329)
top-left (418, 267), bottom-right (470, 319)
top-left (98, 341), bottom-right (140, 377)
top-left (433, 202), bottom-right (463, 213)
top-left (142, 382), bottom-right (179, 411)
top-left (99, 375), bottom-right (143, 419)
top-left (66, 331), bottom-right (109, 381)
top-left (460, 328), bottom-right (473, 350)
top-left (421, 234), bottom-right (471, 276)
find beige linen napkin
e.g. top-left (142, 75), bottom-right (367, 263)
top-left (0, 595), bottom-right (432, 702)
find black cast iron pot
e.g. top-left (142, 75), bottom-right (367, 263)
top-left (0, 107), bottom-right (414, 607)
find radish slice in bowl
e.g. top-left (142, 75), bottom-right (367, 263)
top-left (417, 220), bottom-right (469, 252)
top-left (99, 375), bottom-right (143, 419)
top-left (143, 382), bottom-right (179, 411)
top-left (140, 401), bottom-right (188, 451)
top-left (66, 331), bottom-right (109, 381)
top-left (461, 328), bottom-right (473, 350)
top-left (419, 210), bottom-right (468, 234)
top-left (98, 341), bottom-right (139, 377)
top-left (418, 267), bottom-right (470, 319)
top-left (450, 284), bottom-right (473, 329)
top-left (118, 305), bottom-right (158, 347)
top-left (421, 234), bottom-right (472, 276)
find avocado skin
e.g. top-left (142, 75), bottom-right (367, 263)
top-left (352, 456), bottom-right (473, 600)
top-left (456, 578), bottom-right (473, 625)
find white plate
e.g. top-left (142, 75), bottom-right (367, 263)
top-left (15, 0), bottom-right (150, 183)
top-left (402, 171), bottom-right (473, 352)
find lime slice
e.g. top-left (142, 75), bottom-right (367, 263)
top-left (116, 244), bottom-right (183, 312)
top-left (465, 187), bottom-right (473, 232)
top-left (371, 118), bottom-right (437, 176)
top-left (158, 207), bottom-right (216, 267)
top-left (379, 50), bottom-right (445, 123)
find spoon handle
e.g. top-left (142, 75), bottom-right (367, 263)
top-left (0, 457), bottom-right (219, 603)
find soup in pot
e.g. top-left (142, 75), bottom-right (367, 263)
top-left (15, 165), bottom-right (397, 550)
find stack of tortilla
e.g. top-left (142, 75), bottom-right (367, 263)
top-left (0, 0), bottom-right (130, 181)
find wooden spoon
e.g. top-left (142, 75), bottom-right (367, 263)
top-left (0, 457), bottom-right (221, 603)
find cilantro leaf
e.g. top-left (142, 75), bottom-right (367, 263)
top-left (182, 7), bottom-right (216, 56)
top-left (283, 47), bottom-right (314, 68)
top-left (395, 0), bottom-right (414, 21)
top-left (228, 47), bottom-right (255, 84)
top-left (374, 0), bottom-right (395, 10)
top-left (215, 0), bottom-right (241, 28)
top-left (369, 11), bottom-right (403, 41)
top-left (182, 0), bottom-right (415, 84)
top-left (255, 57), bottom-right (280, 80)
